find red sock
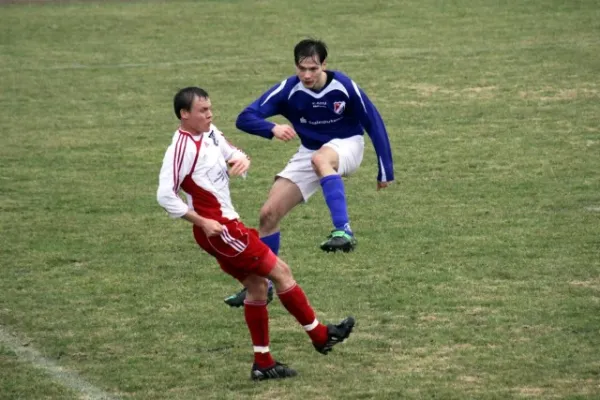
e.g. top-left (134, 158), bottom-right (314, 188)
top-left (244, 300), bottom-right (275, 369)
top-left (277, 284), bottom-right (328, 345)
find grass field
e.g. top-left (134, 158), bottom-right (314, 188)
top-left (1, 0), bottom-right (600, 399)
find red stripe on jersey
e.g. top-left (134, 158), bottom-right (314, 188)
top-left (172, 133), bottom-right (185, 192)
top-left (176, 135), bottom-right (188, 192)
top-left (173, 132), bottom-right (193, 193)
top-left (181, 176), bottom-right (229, 223)
top-left (177, 138), bottom-right (188, 186)
top-left (178, 132), bottom-right (234, 224)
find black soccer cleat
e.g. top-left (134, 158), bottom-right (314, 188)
top-left (224, 286), bottom-right (274, 308)
top-left (320, 230), bottom-right (357, 253)
top-left (251, 361), bottom-right (298, 381)
top-left (314, 316), bottom-right (356, 355)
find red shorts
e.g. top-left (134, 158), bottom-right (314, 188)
top-left (193, 220), bottom-right (277, 283)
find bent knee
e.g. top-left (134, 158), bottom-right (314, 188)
top-left (245, 276), bottom-right (269, 296)
top-left (259, 204), bottom-right (283, 229)
top-left (311, 150), bottom-right (338, 174)
top-left (277, 261), bottom-right (292, 277)
top-left (310, 151), bottom-right (326, 168)
top-left (269, 258), bottom-right (294, 283)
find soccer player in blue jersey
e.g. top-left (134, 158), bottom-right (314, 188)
top-left (224, 38), bottom-right (394, 307)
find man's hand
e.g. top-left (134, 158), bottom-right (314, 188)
top-left (377, 181), bottom-right (392, 191)
top-left (183, 210), bottom-right (223, 236)
top-left (228, 157), bottom-right (250, 177)
top-left (271, 124), bottom-right (296, 142)
top-left (199, 218), bottom-right (224, 237)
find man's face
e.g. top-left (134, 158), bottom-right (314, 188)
top-left (296, 56), bottom-right (326, 89)
top-left (181, 95), bottom-right (212, 133)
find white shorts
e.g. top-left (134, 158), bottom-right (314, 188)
top-left (277, 135), bottom-right (365, 201)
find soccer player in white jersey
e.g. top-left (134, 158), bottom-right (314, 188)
top-left (156, 87), bottom-right (355, 380)
top-left (224, 38), bottom-right (394, 307)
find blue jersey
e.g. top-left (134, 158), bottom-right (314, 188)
top-left (236, 70), bottom-right (394, 182)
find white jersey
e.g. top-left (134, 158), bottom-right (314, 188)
top-left (156, 124), bottom-right (247, 223)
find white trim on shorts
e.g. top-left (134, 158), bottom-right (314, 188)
top-left (276, 135), bottom-right (365, 201)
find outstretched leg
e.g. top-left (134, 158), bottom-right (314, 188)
top-left (267, 257), bottom-right (355, 354)
top-left (224, 178), bottom-right (303, 307)
top-left (311, 147), bottom-right (357, 252)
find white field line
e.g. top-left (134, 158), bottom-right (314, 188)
top-left (0, 325), bottom-right (120, 400)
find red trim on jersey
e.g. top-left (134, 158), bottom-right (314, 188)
top-left (178, 128), bottom-right (196, 136)
top-left (179, 138), bottom-right (230, 223)
top-left (188, 138), bottom-right (201, 173)
top-left (172, 134), bottom-right (179, 191)
top-left (178, 131), bottom-right (236, 224)
top-left (182, 179), bottom-right (228, 223)
top-left (172, 134), bottom-right (185, 192)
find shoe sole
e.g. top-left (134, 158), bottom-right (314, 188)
top-left (320, 243), bottom-right (356, 253)
top-left (332, 316), bottom-right (355, 348)
top-left (340, 317), bottom-right (356, 342)
top-left (315, 316), bottom-right (356, 355)
top-left (251, 374), bottom-right (297, 381)
top-left (224, 300), bottom-right (244, 308)
top-left (224, 292), bottom-right (274, 308)
top-left (251, 366), bottom-right (298, 381)
top-left (251, 371), bottom-right (298, 381)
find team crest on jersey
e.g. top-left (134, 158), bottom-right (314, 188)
top-left (333, 101), bottom-right (346, 115)
top-left (208, 130), bottom-right (219, 146)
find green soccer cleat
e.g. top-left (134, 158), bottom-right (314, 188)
top-left (320, 230), bottom-right (357, 253)
top-left (224, 286), bottom-right (274, 308)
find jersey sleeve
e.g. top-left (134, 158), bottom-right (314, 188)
top-left (235, 79), bottom-right (288, 139)
top-left (213, 128), bottom-right (248, 162)
top-left (349, 81), bottom-right (395, 182)
top-left (156, 135), bottom-right (195, 218)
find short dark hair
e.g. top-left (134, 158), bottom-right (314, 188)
top-left (173, 87), bottom-right (209, 119)
top-left (294, 38), bottom-right (328, 65)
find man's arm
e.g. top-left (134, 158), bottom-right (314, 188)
top-left (182, 209), bottom-right (223, 237)
top-left (156, 136), bottom-right (223, 235)
top-left (156, 138), bottom-right (192, 218)
top-left (213, 128), bottom-right (248, 162)
top-left (213, 128), bottom-right (251, 177)
top-left (235, 80), bottom-right (288, 139)
top-left (349, 82), bottom-right (395, 184)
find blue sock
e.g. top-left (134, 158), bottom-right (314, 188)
top-left (261, 232), bottom-right (280, 290)
top-left (320, 175), bottom-right (352, 234)
top-left (261, 232), bottom-right (280, 255)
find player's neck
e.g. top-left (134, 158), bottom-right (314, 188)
top-left (311, 71), bottom-right (328, 91)
top-left (179, 125), bottom-right (202, 136)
